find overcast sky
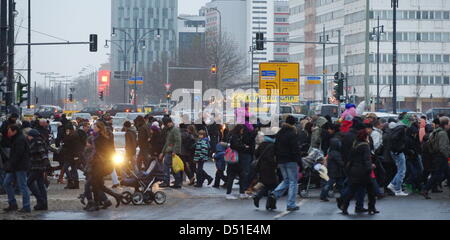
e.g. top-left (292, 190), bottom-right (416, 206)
top-left (14, 0), bottom-right (208, 87)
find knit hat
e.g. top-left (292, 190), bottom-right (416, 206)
top-left (285, 115), bottom-right (297, 125)
top-left (345, 103), bottom-right (356, 109)
top-left (28, 129), bottom-right (41, 138)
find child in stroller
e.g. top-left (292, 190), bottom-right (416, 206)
top-left (298, 148), bottom-right (329, 198)
top-left (120, 160), bottom-right (167, 205)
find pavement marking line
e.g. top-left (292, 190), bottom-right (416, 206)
top-left (273, 198), bottom-right (308, 220)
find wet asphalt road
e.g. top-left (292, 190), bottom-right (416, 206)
top-left (39, 162), bottom-right (449, 220)
top-left (2, 162), bottom-right (449, 220)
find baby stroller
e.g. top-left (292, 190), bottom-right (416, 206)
top-left (298, 148), bottom-right (328, 198)
top-left (120, 160), bottom-right (167, 205)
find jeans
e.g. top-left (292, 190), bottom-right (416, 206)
top-left (195, 161), bottom-right (212, 186)
top-left (389, 152), bottom-right (406, 191)
top-left (163, 153), bottom-right (182, 186)
top-left (3, 171), bottom-right (30, 209)
top-left (239, 153), bottom-right (252, 191)
top-left (320, 177), bottom-right (344, 199)
top-left (406, 158), bottom-right (423, 191)
top-left (272, 162), bottom-right (299, 209)
top-left (63, 161), bottom-right (79, 182)
top-left (27, 170), bottom-right (47, 207)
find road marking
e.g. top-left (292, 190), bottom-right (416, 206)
top-left (273, 199), bottom-right (308, 219)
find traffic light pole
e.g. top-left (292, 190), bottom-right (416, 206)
top-left (392, 0), bottom-right (398, 114)
top-left (27, 0), bottom-right (31, 108)
top-left (0, 0), bottom-right (7, 80)
top-left (6, 0), bottom-right (15, 111)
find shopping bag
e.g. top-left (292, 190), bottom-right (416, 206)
top-left (224, 147), bottom-right (239, 164)
top-left (172, 154), bottom-right (185, 174)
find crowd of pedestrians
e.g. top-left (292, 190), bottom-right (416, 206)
top-left (0, 103), bottom-right (449, 215)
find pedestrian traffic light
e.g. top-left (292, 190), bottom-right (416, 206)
top-left (17, 82), bottom-right (28, 105)
top-left (210, 64), bottom-right (217, 74)
top-left (90, 34), bottom-right (98, 52)
top-left (256, 32), bottom-right (264, 50)
top-left (99, 91), bottom-right (104, 101)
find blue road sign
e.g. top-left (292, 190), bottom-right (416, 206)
top-left (262, 71), bottom-right (277, 77)
top-left (130, 76), bottom-right (144, 81)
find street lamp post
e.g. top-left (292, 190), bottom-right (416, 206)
top-left (112, 22), bottom-right (161, 108)
top-left (319, 26), bottom-right (329, 104)
top-left (372, 16), bottom-right (384, 111)
top-left (392, 0), bottom-right (399, 114)
top-left (105, 39), bottom-right (132, 103)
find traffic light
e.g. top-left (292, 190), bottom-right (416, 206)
top-left (256, 32), bottom-right (264, 50)
top-left (333, 79), bottom-right (344, 102)
top-left (17, 82), bottom-right (28, 105)
top-left (99, 91), bottom-right (104, 101)
top-left (210, 64), bottom-right (217, 74)
top-left (90, 34), bottom-right (98, 52)
top-left (69, 93), bottom-right (73, 102)
top-left (166, 91), bottom-right (172, 100)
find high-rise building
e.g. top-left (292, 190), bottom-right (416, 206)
top-left (289, 0), bottom-right (450, 111)
top-left (110, 0), bottom-right (178, 103)
top-left (178, 14), bottom-right (206, 62)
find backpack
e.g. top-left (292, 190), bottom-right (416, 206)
top-left (224, 136), bottom-right (239, 164)
top-left (386, 126), bottom-right (406, 153)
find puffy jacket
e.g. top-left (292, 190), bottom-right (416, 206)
top-left (4, 133), bottom-right (30, 172)
top-left (274, 124), bottom-right (301, 164)
top-left (194, 138), bottom-right (210, 162)
top-left (29, 136), bottom-right (49, 171)
top-left (429, 127), bottom-right (450, 161)
top-left (327, 137), bottom-right (345, 178)
top-left (347, 140), bottom-right (372, 184)
top-left (137, 124), bottom-right (151, 151)
top-left (150, 129), bottom-right (164, 155)
top-left (214, 143), bottom-right (227, 171)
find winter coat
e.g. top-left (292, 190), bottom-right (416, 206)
top-left (162, 126), bottom-right (181, 155)
top-left (0, 119), bottom-right (17, 148)
top-left (214, 143), bottom-right (227, 171)
top-left (180, 129), bottom-right (196, 156)
top-left (338, 129), bottom-right (357, 165)
top-left (371, 127), bottom-right (383, 152)
top-left (150, 129), bottom-right (164, 155)
top-left (327, 137), bottom-right (345, 178)
top-left (4, 133), bottom-right (30, 172)
top-left (255, 138), bottom-right (278, 186)
top-left (274, 124), bottom-right (301, 164)
top-left (125, 127), bottom-right (138, 156)
top-left (194, 138), bottom-right (210, 162)
top-left (242, 126), bottom-right (257, 155)
top-left (230, 132), bottom-right (247, 154)
top-left (137, 124), bottom-right (151, 151)
top-left (429, 127), bottom-right (450, 159)
top-left (310, 117), bottom-right (328, 149)
top-left (36, 125), bottom-right (50, 144)
top-left (29, 136), bottom-right (49, 171)
top-left (91, 134), bottom-right (115, 176)
top-left (347, 140), bottom-right (372, 184)
top-left (61, 132), bottom-right (80, 163)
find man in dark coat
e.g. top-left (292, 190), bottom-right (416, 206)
top-left (320, 135), bottom-right (345, 201)
top-left (253, 135), bottom-right (278, 209)
top-left (268, 115), bottom-right (301, 212)
top-left (2, 125), bottom-right (31, 212)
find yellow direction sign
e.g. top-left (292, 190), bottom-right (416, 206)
top-left (128, 80), bottom-right (144, 85)
top-left (259, 62), bottom-right (300, 96)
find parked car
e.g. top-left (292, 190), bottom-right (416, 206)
top-left (79, 106), bottom-right (104, 116)
top-left (107, 103), bottom-right (137, 116)
top-left (72, 112), bottom-right (92, 121)
top-left (36, 105), bottom-right (63, 119)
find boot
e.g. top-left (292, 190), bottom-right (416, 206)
top-left (368, 208), bottom-right (380, 215)
top-left (103, 188), bottom-right (122, 208)
top-left (253, 196), bottom-right (260, 208)
top-left (71, 180), bottom-right (80, 189)
top-left (101, 200), bottom-right (113, 209)
top-left (64, 180), bottom-right (73, 189)
top-left (3, 203), bottom-right (18, 212)
top-left (84, 201), bottom-right (99, 212)
top-left (420, 190), bottom-right (431, 199)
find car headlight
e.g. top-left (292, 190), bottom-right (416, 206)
top-left (113, 153), bottom-right (125, 165)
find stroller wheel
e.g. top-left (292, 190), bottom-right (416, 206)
top-left (143, 192), bottom-right (153, 204)
top-left (132, 192), bottom-right (144, 205)
top-left (153, 191), bottom-right (167, 205)
top-left (121, 191), bottom-right (132, 205)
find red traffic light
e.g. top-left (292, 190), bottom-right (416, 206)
top-left (211, 64), bottom-right (217, 74)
